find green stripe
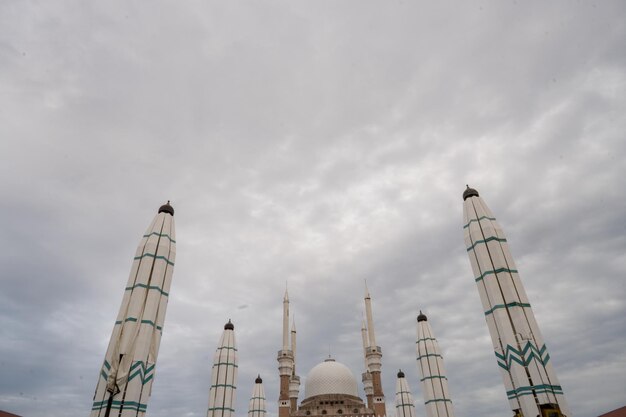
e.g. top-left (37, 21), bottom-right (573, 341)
top-left (420, 375), bottom-right (447, 382)
top-left (134, 252), bottom-right (175, 266)
top-left (92, 400), bottom-right (147, 412)
top-left (416, 337), bottom-right (437, 344)
top-left (396, 405), bottom-right (415, 409)
top-left (115, 317), bottom-right (162, 330)
top-left (417, 353), bottom-right (442, 360)
top-left (424, 398), bottom-right (452, 404)
top-left (212, 362), bottom-right (239, 368)
top-left (506, 384), bottom-right (563, 399)
top-left (485, 302), bottom-right (531, 316)
top-left (217, 346), bottom-right (238, 351)
top-left (466, 236), bottom-right (507, 252)
top-left (210, 383), bottom-right (237, 389)
top-left (143, 232), bottom-right (176, 243)
top-left (125, 283), bottom-right (169, 297)
top-left (103, 360), bottom-right (111, 370)
top-left (475, 267), bottom-right (518, 282)
top-left (396, 390), bottom-right (412, 395)
top-left (463, 216), bottom-right (496, 229)
top-left (208, 407), bottom-right (236, 411)
top-left (249, 397), bottom-right (266, 400)
top-left (248, 409), bottom-right (267, 413)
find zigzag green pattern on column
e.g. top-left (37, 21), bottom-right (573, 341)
top-left (495, 342), bottom-right (550, 371)
top-left (127, 361), bottom-right (156, 385)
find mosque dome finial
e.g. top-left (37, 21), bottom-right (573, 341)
top-left (417, 310), bottom-right (428, 322)
top-left (224, 319), bottom-right (234, 330)
top-left (255, 374), bottom-right (262, 384)
top-left (158, 200), bottom-right (175, 216)
top-left (397, 369), bottom-right (405, 378)
top-left (463, 185), bottom-right (479, 201)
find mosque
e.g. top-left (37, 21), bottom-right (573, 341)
top-left (90, 188), bottom-right (570, 417)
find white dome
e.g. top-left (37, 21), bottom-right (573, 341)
top-left (304, 358), bottom-right (359, 399)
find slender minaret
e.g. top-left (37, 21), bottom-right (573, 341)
top-left (90, 202), bottom-right (176, 417)
top-left (364, 285), bottom-right (386, 417)
top-left (463, 186), bottom-right (569, 417)
top-left (207, 320), bottom-right (238, 417)
top-left (360, 318), bottom-right (374, 409)
top-left (248, 375), bottom-right (267, 417)
top-left (277, 288), bottom-right (294, 417)
top-left (395, 370), bottom-right (417, 417)
top-left (415, 311), bottom-right (455, 417)
top-left (289, 320), bottom-right (301, 411)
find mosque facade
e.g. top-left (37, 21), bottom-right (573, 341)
top-left (91, 188), bottom-right (569, 417)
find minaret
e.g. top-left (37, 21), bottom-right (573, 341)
top-left (277, 288), bottom-right (294, 417)
top-left (248, 375), bottom-right (267, 417)
top-left (207, 320), bottom-right (238, 417)
top-left (90, 201), bottom-right (176, 417)
top-left (415, 311), bottom-right (455, 417)
top-left (360, 318), bottom-right (374, 409)
top-left (289, 320), bottom-right (301, 411)
top-left (395, 370), bottom-right (417, 417)
top-left (463, 186), bottom-right (569, 417)
top-left (364, 285), bottom-right (386, 417)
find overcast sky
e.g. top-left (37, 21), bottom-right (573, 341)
top-left (1, 1), bottom-right (625, 417)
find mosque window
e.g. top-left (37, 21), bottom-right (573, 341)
top-left (306, 412), bottom-right (311, 415)
top-left (353, 409), bottom-right (358, 414)
top-left (322, 410), bottom-right (327, 415)
top-left (338, 410), bottom-right (343, 414)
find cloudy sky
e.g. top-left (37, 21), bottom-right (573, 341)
top-left (1, 1), bottom-right (625, 417)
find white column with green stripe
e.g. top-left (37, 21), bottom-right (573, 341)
top-left (395, 370), bottom-right (417, 417)
top-left (91, 202), bottom-right (176, 417)
top-left (248, 375), bottom-right (267, 417)
top-left (207, 320), bottom-right (238, 417)
top-left (463, 186), bottom-right (569, 417)
top-left (416, 312), bottom-right (455, 417)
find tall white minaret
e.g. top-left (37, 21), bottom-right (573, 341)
top-left (416, 311), bottom-right (455, 417)
top-left (395, 370), bottom-right (417, 417)
top-left (289, 319), bottom-right (301, 411)
top-left (463, 186), bottom-right (569, 417)
top-left (277, 288), bottom-right (294, 417)
top-left (360, 317), bottom-right (374, 409)
top-left (248, 375), bottom-right (267, 417)
top-left (363, 284), bottom-right (386, 417)
top-left (90, 202), bottom-right (176, 417)
top-left (207, 320), bottom-right (238, 417)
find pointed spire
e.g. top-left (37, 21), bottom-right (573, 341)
top-left (361, 316), bottom-right (370, 370)
top-left (282, 286), bottom-right (290, 351)
top-left (364, 282), bottom-right (377, 348)
top-left (255, 374), bottom-right (263, 384)
top-left (225, 319), bottom-right (235, 330)
top-left (291, 317), bottom-right (297, 374)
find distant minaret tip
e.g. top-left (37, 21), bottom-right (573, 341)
top-left (463, 185), bottom-right (479, 200)
top-left (158, 200), bottom-right (175, 216)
